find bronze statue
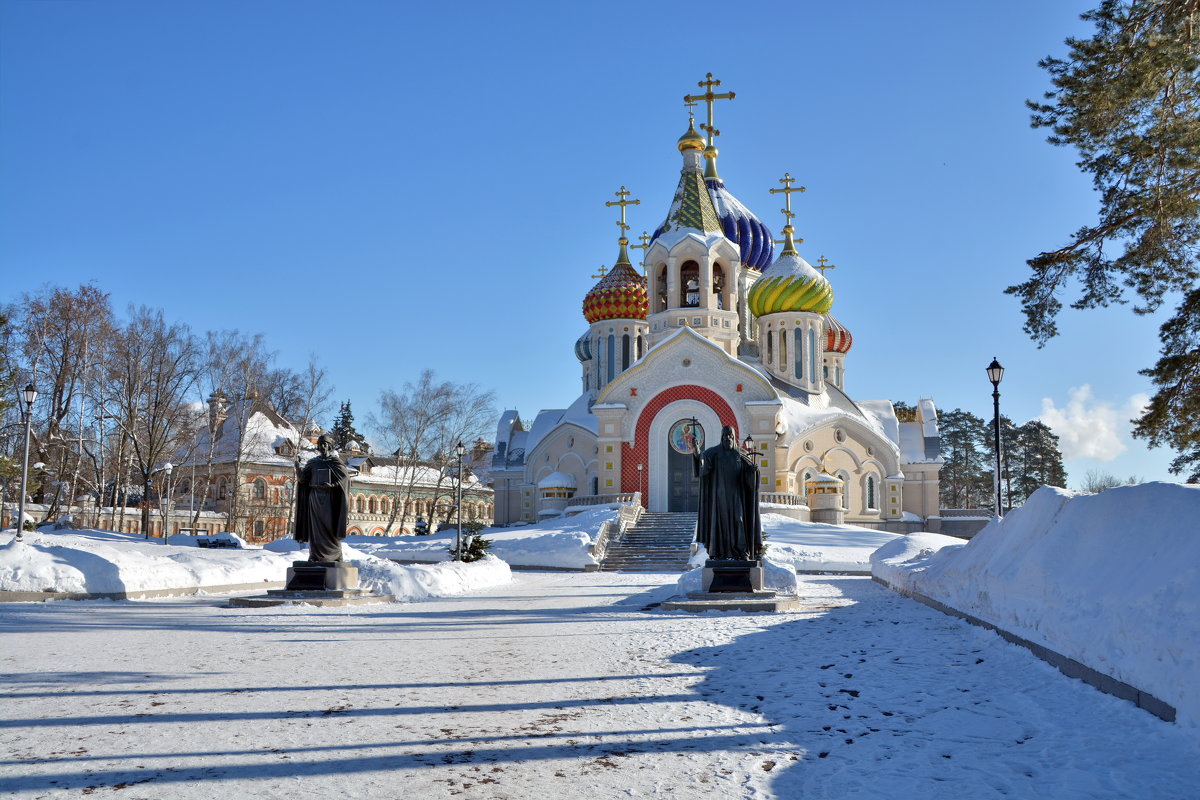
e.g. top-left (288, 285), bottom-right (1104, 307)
top-left (693, 424), bottom-right (762, 561)
top-left (294, 434), bottom-right (350, 562)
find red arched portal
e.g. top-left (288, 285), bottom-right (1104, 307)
top-left (621, 384), bottom-right (739, 505)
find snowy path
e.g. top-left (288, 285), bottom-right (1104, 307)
top-left (1, 573), bottom-right (1196, 799)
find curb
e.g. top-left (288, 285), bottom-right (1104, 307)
top-left (0, 581), bottom-right (286, 603)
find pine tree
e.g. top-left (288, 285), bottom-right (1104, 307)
top-left (1012, 420), bottom-right (1069, 504)
top-left (329, 400), bottom-right (368, 454)
top-left (938, 409), bottom-right (993, 509)
top-left (1008, 1), bottom-right (1200, 479)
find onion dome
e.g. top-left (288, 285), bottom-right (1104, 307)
top-left (583, 242), bottom-right (648, 323)
top-left (574, 330), bottom-right (593, 362)
top-left (824, 314), bottom-right (853, 353)
top-left (707, 175), bottom-right (775, 271)
top-left (677, 118), bottom-right (705, 152)
top-left (746, 226), bottom-right (833, 316)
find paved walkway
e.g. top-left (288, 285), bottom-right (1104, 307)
top-left (0, 573), bottom-right (1196, 798)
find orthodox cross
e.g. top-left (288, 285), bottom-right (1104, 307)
top-left (605, 186), bottom-right (640, 242)
top-left (630, 230), bottom-right (652, 273)
top-left (770, 172), bottom-right (806, 245)
top-left (592, 265), bottom-right (609, 280)
top-left (814, 256), bottom-right (837, 277)
top-left (684, 73), bottom-right (735, 146)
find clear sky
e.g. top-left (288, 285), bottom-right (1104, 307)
top-left (0, 0), bottom-right (1180, 485)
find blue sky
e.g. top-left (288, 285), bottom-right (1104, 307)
top-left (0, 0), bottom-right (1179, 484)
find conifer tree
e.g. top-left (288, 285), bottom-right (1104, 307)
top-left (330, 400), bottom-right (368, 454)
top-left (1008, 0), bottom-right (1200, 479)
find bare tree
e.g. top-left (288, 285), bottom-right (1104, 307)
top-left (371, 370), bottom-right (495, 535)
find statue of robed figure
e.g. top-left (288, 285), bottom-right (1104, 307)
top-left (294, 434), bottom-right (351, 562)
top-left (693, 423), bottom-right (762, 561)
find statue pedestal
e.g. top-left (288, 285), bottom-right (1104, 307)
top-left (285, 561), bottom-right (359, 591)
top-left (702, 559), bottom-right (763, 593)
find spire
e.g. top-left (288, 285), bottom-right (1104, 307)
top-left (684, 73), bottom-right (734, 181)
top-left (769, 172), bottom-right (806, 256)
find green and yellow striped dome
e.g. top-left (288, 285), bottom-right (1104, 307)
top-left (747, 251), bottom-right (833, 317)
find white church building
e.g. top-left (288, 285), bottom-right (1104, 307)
top-left (491, 79), bottom-right (941, 532)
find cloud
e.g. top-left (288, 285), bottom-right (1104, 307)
top-left (1039, 385), bottom-right (1144, 462)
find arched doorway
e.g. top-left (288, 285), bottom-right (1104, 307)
top-left (667, 418), bottom-right (704, 512)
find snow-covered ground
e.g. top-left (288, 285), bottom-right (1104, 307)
top-left (1, 571), bottom-right (1196, 799)
top-left (873, 483), bottom-right (1200, 731)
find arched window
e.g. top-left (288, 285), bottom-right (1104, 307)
top-left (253, 520), bottom-right (265, 540)
top-left (802, 470), bottom-right (813, 498)
top-left (656, 265), bottom-right (668, 310)
top-left (681, 261), bottom-right (700, 307)
top-left (796, 332), bottom-right (804, 378)
top-left (356, 496), bottom-right (365, 513)
top-left (285, 481), bottom-right (294, 500)
top-left (622, 334), bottom-right (630, 371)
top-left (766, 330), bottom-right (774, 364)
top-left (591, 476), bottom-right (599, 495)
top-left (866, 475), bottom-right (878, 510)
top-left (368, 497), bottom-right (377, 514)
top-left (253, 479), bottom-right (266, 500)
top-left (607, 334), bottom-right (615, 382)
top-left (713, 263), bottom-right (726, 309)
top-left (217, 479), bottom-right (227, 500)
top-left (779, 328), bottom-right (788, 370)
top-left (636, 335), bottom-right (644, 359)
top-left (808, 329), bottom-right (818, 382)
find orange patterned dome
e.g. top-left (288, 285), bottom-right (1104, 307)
top-left (583, 263), bottom-right (648, 323)
top-left (824, 313), bottom-right (853, 353)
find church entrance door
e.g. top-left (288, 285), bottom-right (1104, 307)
top-left (666, 419), bottom-right (703, 513)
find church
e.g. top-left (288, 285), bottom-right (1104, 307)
top-left (491, 77), bottom-right (941, 533)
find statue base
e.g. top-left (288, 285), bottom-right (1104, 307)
top-left (702, 559), bottom-right (763, 593)
top-left (285, 561), bottom-right (359, 591)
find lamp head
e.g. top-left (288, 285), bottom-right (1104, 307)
top-left (986, 358), bottom-right (1004, 387)
top-left (22, 383), bottom-right (37, 406)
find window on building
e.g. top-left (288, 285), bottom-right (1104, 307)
top-left (368, 497), bottom-right (377, 514)
top-left (622, 334), bottom-right (630, 371)
top-left (809, 329), bottom-right (818, 382)
top-left (766, 330), bottom-right (774, 364)
top-left (253, 479), bottom-right (266, 500)
top-left (681, 261), bottom-right (700, 307)
top-left (779, 328), bottom-right (788, 370)
top-left (285, 481), bottom-right (294, 500)
top-left (217, 479), bottom-right (227, 500)
top-left (356, 496), bottom-right (365, 513)
top-left (607, 334), bottom-right (615, 382)
top-left (866, 475), bottom-right (878, 510)
top-left (636, 335), bottom-right (644, 359)
top-left (253, 520), bottom-right (265, 539)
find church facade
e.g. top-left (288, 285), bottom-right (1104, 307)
top-left (491, 78), bottom-right (941, 533)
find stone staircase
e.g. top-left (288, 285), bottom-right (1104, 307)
top-left (600, 512), bottom-right (696, 572)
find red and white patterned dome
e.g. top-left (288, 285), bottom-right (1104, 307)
top-left (824, 314), bottom-right (853, 354)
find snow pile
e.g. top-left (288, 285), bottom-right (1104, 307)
top-left (0, 528), bottom-right (293, 594)
top-left (762, 513), bottom-right (901, 573)
top-left (678, 549), bottom-right (800, 595)
top-left (348, 505), bottom-right (621, 570)
top-left (872, 483), bottom-right (1200, 729)
top-left (264, 538), bottom-right (513, 599)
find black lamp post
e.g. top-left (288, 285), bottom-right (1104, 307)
top-left (162, 462), bottom-right (173, 543)
top-left (454, 440), bottom-right (466, 561)
top-left (986, 358), bottom-right (1005, 519)
top-left (743, 434), bottom-right (754, 453)
top-left (15, 383), bottom-right (37, 541)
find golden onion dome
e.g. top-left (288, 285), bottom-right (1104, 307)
top-left (677, 119), bottom-right (705, 152)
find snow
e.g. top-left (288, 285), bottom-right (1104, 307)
top-left (872, 483), bottom-right (1200, 730)
top-left (761, 513), bottom-right (900, 573)
top-left (2, 571), bottom-right (1197, 798)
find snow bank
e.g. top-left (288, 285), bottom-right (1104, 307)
top-left (0, 529), bottom-right (292, 595)
top-left (347, 506), bottom-right (621, 570)
top-left (762, 513), bottom-right (901, 573)
top-left (872, 483), bottom-right (1200, 729)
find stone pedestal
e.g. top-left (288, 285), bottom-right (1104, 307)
top-left (285, 561), bottom-right (359, 591)
top-left (703, 559), bottom-right (763, 593)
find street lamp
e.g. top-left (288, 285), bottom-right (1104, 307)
top-left (637, 463), bottom-right (644, 507)
top-left (743, 434), bottom-right (754, 452)
top-left (454, 441), bottom-right (466, 561)
top-left (15, 384), bottom-right (37, 541)
top-left (162, 462), bottom-right (173, 543)
top-left (986, 358), bottom-right (1005, 519)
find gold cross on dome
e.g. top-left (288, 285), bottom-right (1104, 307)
top-left (630, 230), bottom-right (652, 274)
top-left (592, 265), bottom-right (609, 280)
top-left (684, 73), bottom-right (735, 147)
top-left (815, 256), bottom-right (836, 276)
top-left (769, 172), bottom-right (806, 220)
top-left (605, 186), bottom-right (640, 242)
